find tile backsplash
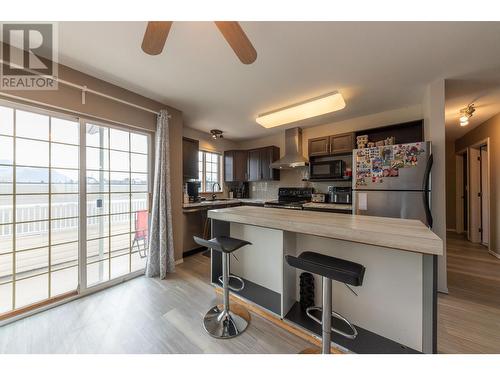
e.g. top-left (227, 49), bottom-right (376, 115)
top-left (249, 167), bottom-right (352, 200)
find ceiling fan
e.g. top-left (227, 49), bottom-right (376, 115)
top-left (141, 21), bottom-right (257, 64)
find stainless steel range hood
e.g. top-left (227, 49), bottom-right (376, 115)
top-left (270, 127), bottom-right (309, 169)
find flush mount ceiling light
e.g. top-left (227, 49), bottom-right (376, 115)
top-left (256, 91), bottom-right (346, 128)
top-left (210, 129), bottom-right (224, 139)
top-left (459, 104), bottom-right (475, 127)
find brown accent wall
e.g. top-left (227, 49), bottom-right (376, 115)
top-left (0, 57), bottom-right (184, 261)
top-left (455, 114), bottom-right (499, 254)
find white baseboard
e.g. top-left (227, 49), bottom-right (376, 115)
top-left (175, 258), bottom-right (184, 265)
top-left (488, 250), bottom-right (500, 259)
top-left (446, 228), bottom-right (457, 233)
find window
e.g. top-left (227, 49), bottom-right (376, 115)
top-left (198, 150), bottom-right (222, 192)
top-left (0, 101), bottom-right (151, 316)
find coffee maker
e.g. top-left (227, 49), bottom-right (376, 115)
top-left (186, 181), bottom-right (200, 202)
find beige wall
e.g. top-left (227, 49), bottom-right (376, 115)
top-left (237, 104), bottom-right (423, 157)
top-left (183, 127), bottom-right (239, 154)
top-left (423, 79), bottom-right (447, 293)
top-left (235, 105), bottom-right (424, 199)
top-left (0, 58), bottom-right (185, 261)
top-left (445, 138), bottom-right (457, 230)
top-left (455, 113), bottom-right (500, 255)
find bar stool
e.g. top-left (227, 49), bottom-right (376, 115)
top-left (285, 251), bottom-right (365, 354)
top-left (193, 235), bottom-right (252, 339)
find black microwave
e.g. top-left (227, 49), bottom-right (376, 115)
top-left (309, 159), bottom-right (344, 180)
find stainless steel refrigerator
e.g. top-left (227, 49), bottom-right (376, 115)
top-left (352, 141), bottom-right (433, 227)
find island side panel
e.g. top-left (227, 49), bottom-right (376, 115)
top-left (230, 223), bottom-right (283, 293)
top-left (422, 254), bottom-right (437, 354)
top-left (295, 234), bottom-right (424, 352)
top-left (211, 220), bottom-right (283, 315)
top-left (282, 231), bottom-right (298, 318)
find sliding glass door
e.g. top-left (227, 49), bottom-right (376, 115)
top-left (0, 102), bottom-right (150, 317)
top-left (85, 122), bottom-right (149, 287)
top-left (0, 105), bottom-right (80, 314)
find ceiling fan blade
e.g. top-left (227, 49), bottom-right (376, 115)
top-left (214, 22), bottom-right (257, 64)
top-left (141, 21), bottom-right (173, 55)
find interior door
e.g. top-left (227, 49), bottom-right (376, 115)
top-left (480, 145), bottom-right (489, 246)
top-left (468, 147), bottom-right (481, 243)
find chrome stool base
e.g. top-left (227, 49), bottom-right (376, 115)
top-left (203, 304), bottom-right (249, 339)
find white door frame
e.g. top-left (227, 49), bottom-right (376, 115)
top-left (455, 153), bottom-right (464, 234)
top-left (455, 138), bottom-right (491, 251)
top-left (455, 147), bottom-right (468, 236)
top-left (468, 147), bottom-right (481, 243)
top-left (469, 138), bottom-right (491, 251)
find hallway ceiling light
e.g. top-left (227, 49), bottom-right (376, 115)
top-left (256, 91), bottom-right (346, 128)
top-left (459, 104), bottom-right (475, 127)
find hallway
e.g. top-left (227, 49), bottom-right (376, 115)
top-left (438, 232), bottom-right (500, 353)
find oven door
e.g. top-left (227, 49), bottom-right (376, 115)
top-left (309, 160), bottom-right (344, 179)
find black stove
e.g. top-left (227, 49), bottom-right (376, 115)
top-left (264, 187), bottom-right (313, 210)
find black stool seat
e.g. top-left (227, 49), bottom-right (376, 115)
top-left (285, 252), bottom-right (365, 286)
top-left (193, 236), bottom-right (251, 253)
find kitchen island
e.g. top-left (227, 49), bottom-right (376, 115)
top-left (207, 206), bottom-right (442, 354)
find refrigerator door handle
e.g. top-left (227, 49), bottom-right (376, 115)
top-left (423, 153), bottom-right (433, 228)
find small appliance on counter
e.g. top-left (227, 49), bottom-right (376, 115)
top-left (311, 193), bottom-right (326, 203)
top-left (264, 187), bottom-right (313, 210)
top-left (186, 181), bottom-right (200, 202)
top-left (328, 186), bottom-right (352, 204)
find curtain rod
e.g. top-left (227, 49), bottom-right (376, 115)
top-left (0, 58), bottom-right (171, 118)
top-left (0, 92), bottom-right (155, 134)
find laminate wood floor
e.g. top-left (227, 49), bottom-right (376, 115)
top-left (0, 254), bottom-right (310, 354)
top-left (438, 232), bottom-right (500, 353)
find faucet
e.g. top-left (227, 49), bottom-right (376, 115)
top-left (212, 182), bottom-right (221, 200)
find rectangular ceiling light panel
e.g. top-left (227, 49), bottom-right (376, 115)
top-left (256, 91), bottom-right (346, 128)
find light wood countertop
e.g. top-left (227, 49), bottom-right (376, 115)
top-left (208, 206), bottom-right (443, 255)
top-left (302, 202), bottom-right (352, 211)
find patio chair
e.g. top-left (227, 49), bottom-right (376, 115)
top-left (133, 210), bottom-right (149, 258)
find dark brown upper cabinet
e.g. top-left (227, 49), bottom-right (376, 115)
top-left (247, 146), bottom-right (280, 182)
top-left (183, 137), bottom-right (199, 180)
top-left (224, 150), bottom-right (248, 182)
top-left (247, 149), bottom-right (261, 181)
top-left (308, 136), bottom-right (330, 157)
top-left (330, 133), bottom-right (355, 154)
top-left (308, 132), bottom-right (355, 157)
